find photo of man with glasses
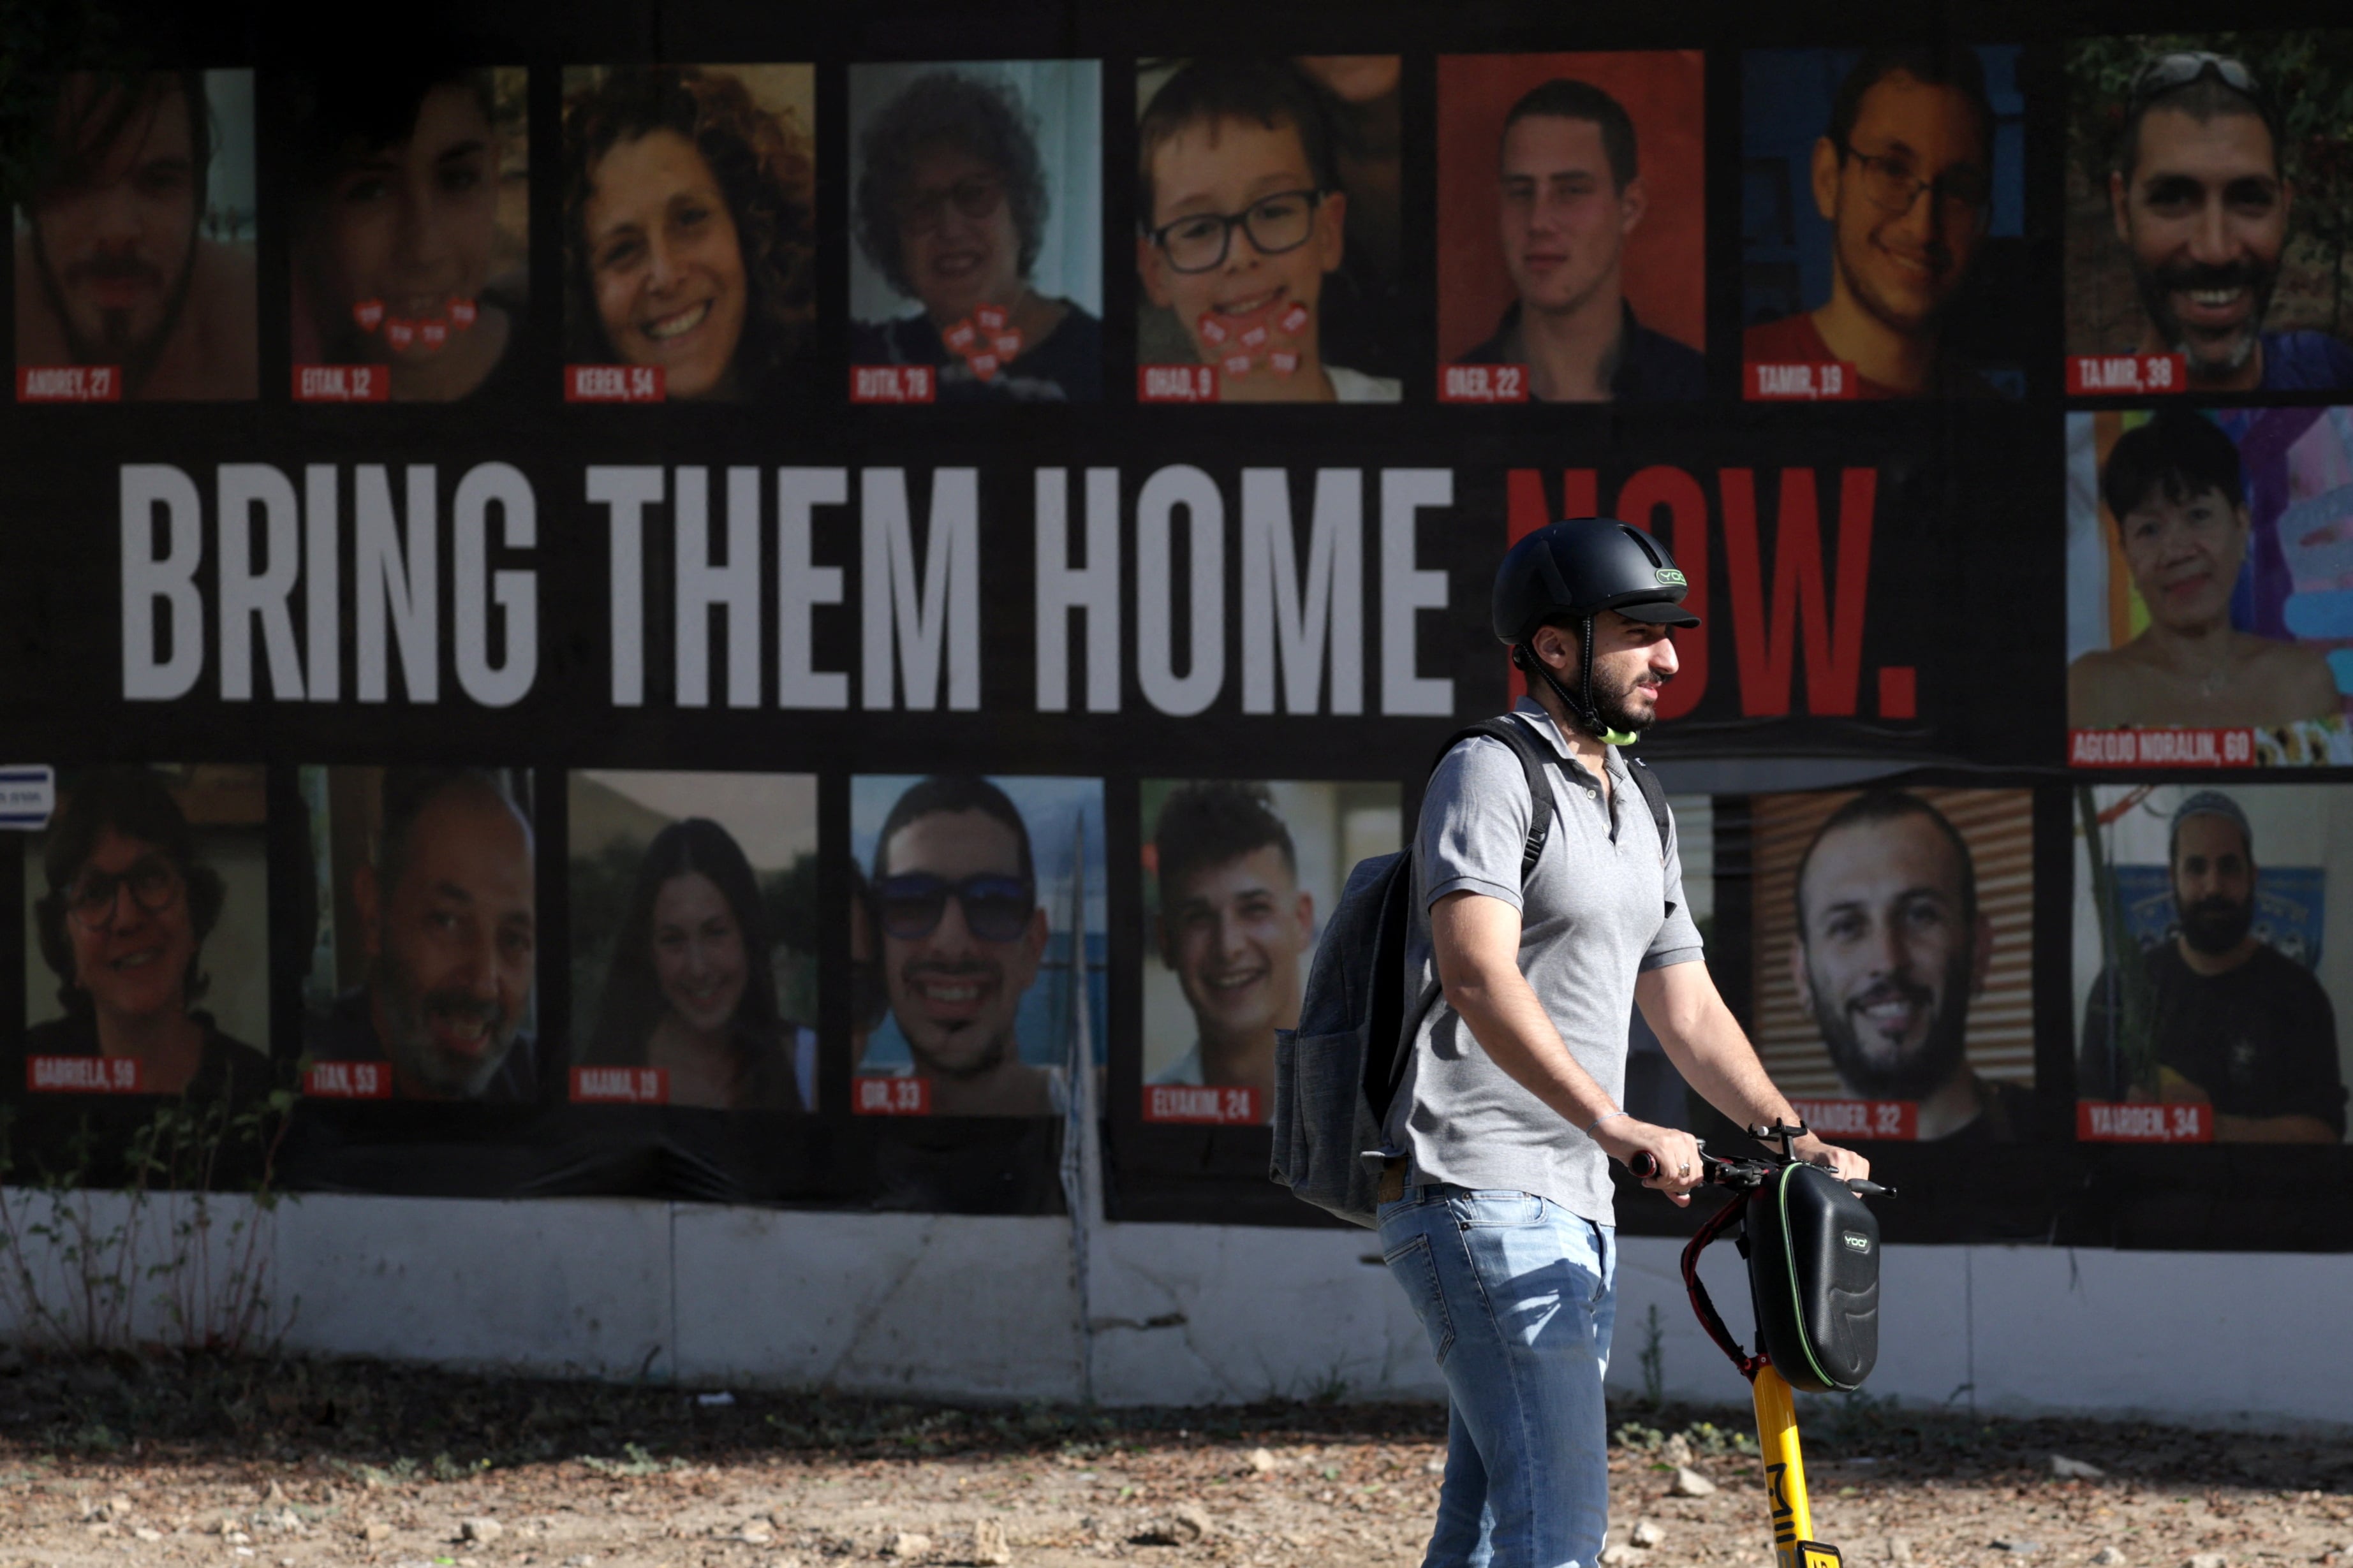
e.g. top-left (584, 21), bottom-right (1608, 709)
top-left (1743, 46), bottom-right (2018, 399)
top-left (1136, 57), bottom-right (1400, 402)
top-left (859, 775), bottom-right (1092, 1118)
top-left (22, 766), bottom-right (269, 1102)
top-left (2084, 48), bottom-right (2353, 393)
top-left (848, 62), bottom-right (1102, 402)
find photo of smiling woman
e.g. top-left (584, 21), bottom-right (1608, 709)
top-left (562, 65), bottom-right (816, 402)
top-left (2066, 407), bottom-right (2352, 764)
top-left (579, 820), bottom-right (802, 1112)
top-left (850, 62), bottom-right (1102, 402)
top-left (290, 64), bottom-right (528, 400)
top-left (568, 771), bottom-right (818, 1111)
top-left (18, 766), bottom-right (270, 1103)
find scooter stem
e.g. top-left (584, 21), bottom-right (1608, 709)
top-left (1751, 1363), bottom-right (1838, 1567)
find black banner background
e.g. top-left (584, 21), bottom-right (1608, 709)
top-left (2, 0), bottom-right (2349, 1252)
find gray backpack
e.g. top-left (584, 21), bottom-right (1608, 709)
top-left (1269, 715), bottom-right (1667, 1227)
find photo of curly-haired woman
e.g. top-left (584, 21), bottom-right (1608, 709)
top-left (563, 65), bottom-right (816, 402)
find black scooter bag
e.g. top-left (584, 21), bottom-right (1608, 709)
top-left (1743, 1161), bottom-right (1880, 1393)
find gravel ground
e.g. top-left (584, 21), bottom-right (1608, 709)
top-left (0, 1359), bottom-right (2349, 1567)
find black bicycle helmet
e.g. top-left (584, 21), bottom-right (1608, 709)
top-left (1493, 517), bottom-right (1698, 740)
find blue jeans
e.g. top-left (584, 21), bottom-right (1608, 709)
top-left (1380, 1185), bottom-right (1619, 1568)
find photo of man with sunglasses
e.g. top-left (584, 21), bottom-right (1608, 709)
top-left (1743, 45), bottom-right (2017, 399)
top-left (848, 62), bottom-right (1103, 402)
top-left (863, 775), bottom-right (1065, 1118)
top-left (24, 766), bottom-right (268, 1102)
top-left (1136, 57), bottom-right (1400, 403)
top-left (2091, 48), bottom-right (2353, 393)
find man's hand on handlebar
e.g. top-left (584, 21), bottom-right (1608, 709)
top-left (1595, 1119), bottom-right (1705, 1208)
top-left (1791, 1132), bottom-right (1870, 1185)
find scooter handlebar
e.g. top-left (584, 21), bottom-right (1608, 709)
top-left (1627, 1148), bottom-right (1895, 1199)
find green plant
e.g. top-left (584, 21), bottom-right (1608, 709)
top-left (1639, 1304), bottom-right (1667, 1409)
top-left (0, 1079), bottom-right (298, 1358)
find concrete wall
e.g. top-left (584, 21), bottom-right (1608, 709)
top-left (3, 1188), bottom-right (2347, 1430)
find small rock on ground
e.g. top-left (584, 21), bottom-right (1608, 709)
top-left (1630, 1518), bottom-right (1664, 1547)
top-left (972, 1516), bottom-right (1012, 1565)
top-left (1670, 1465), bottom-right (1717, 1497)
top-left (460, 1516), bottom-right (503, 1542)
top-left (889, 1530), bottom-right (933, 1557)
top-left (2051, 1453), bottom-right (2107, 1479)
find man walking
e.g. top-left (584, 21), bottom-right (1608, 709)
top-left (1378, 518), bottom-right (1869, 1565)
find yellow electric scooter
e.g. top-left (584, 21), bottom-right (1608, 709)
top-left (1640, 1123), bottom-right (1893, 1568)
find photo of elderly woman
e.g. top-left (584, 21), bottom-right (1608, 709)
top-left (849, 61), bottom-right (1102, 402)
top-left (18, 766), bottom-right (270, 1101)
top-left (289, 64), bottom-right (528, 401)
top-left (562, 65), bottom-right (816, 402)
top-left (569, 772), bottom-right (818, 1111)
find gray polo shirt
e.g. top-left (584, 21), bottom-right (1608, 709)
top-left (1382, 700), bottom-right (1704, 1224)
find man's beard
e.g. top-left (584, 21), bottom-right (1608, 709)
top-left (2177, 890), bottom-right (2255, 956)
top-left (899, 959), bottom-right (1013, 1081)
top-left (373, 950), bottom-right (519, 1097)
top-left (1812, 945), bottom-right (1973, 1102)
top-left (1591, 659), bottom-right (1667, 737)
top-left (2132, 254), bottom-right (2276, 378)
top-left (31, 223), bottom-right (198, 394)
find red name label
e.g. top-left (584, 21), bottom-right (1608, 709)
top-left (849, 365), bottom-right (936, 404)
top-left (1789, 1097), bottom-right (1917, 1141)
top-left (292, 365), bottom-right (389, 402)
top-left (566, 365), bottom-right (665, 402)
top-left (2069, 728), bottom-right (2255, 768)
top-left (27, 1056), bottom-right (143, 1093)
top-left (1747, 362), bottom-right (1856, 401)
top-left (2077, 1101), bottom-right (2212, 1143)
top-left (1439, 364), bottom-right (1530, 404)
top-left (1142, 1084), bottom-right (1262, 1125)
top-left (853, 1075), bottom-right (931, 1115)
top-left (571, 1066), bottom-right (669, 1105)
top-left (303, 1060), bottom-right (392, 1098)
top-left (1138, 365), bottom-right (1218, 403)
top-left (2066, 354), bottom-right (2185, 397)
top-left (17, 365), bottom-right (121, 402)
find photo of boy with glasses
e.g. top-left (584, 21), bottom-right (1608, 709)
top-left (852, 775), bottom-right (1105, 1118)
top-left (1136, 57), bottom-right (1401, 403)
top-left (2067, 41), bottom-right (2353, 393)
top-left (848, 62), bottom-right (1102, 402)
top-left (1743, 45), bottom-right (2023, 399)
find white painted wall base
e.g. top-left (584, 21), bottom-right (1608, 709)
top-left (3, 1189), bottom-right (2345, 1430)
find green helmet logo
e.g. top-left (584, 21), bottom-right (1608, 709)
top-left (1655, 568), bottom-right (1687, 587)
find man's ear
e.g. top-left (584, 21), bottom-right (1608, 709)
top-left (1530, 620), bottom-right (1577, 673)
top-left (1138, 235), bottom-right (1172, 309)
top-left (354, 862), bottom-right (383, 960)
top-left (1293, 889), bottom-right (1315, 942)
top-left (2109, 169), bottom-right (2130, 244)
top-left (1970, 911), bottom-right (1995, 997)
top-left (1810, 136), bottom-right (1843, 223)
top-left (1619, 173), bottom-right (1648, 237)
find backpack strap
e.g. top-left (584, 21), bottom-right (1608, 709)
top-left (1432, 715), bottom-right (1562, 889)
top-left (1433, 715), bottom-right (1673, 875)
top-left (1626, 754), bottom-right (1671, 866)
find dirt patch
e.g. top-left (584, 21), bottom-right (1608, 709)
top-left (0, 1358), bottom-right (2348, 1567)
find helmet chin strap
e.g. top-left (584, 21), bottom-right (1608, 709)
top-left (1521, 619), bottom-right (1639, 747)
